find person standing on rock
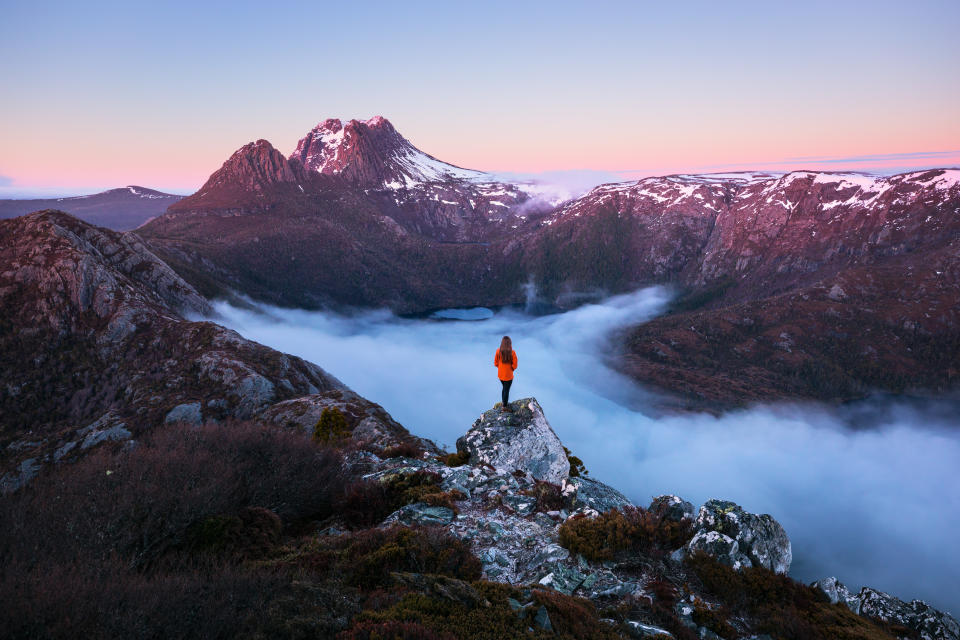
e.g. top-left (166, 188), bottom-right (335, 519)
top-left (495, 336), bottom-right (518, 412)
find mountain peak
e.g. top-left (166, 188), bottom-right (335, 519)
top-left (200, 139), bottom-right (306, 193)
top-left (291, 116), bottom-right (486, 188)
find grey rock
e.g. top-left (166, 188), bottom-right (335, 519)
top-left (0, 458), bottom-right (41, 494)
top-left (53, 441), bottom-right (78, 461)
top-left (538, 563), bottom-right (587, 595)
top-left (839, 585), bottom-right (959, 640)
top-left (651, 495), bottom-right (695, 521)
top-left (164, 402), bottom-right (203, 425)
top-left (456, 397), bottom-right (569, 485)
top-left (687, 530), bottom-right (750, 570)
top-left (395, 502), bottom-right (456, 526)
top-left (80, 425), bottom-right (132, 450)
top-left (686, 499), bottom-right (791, 574)
top-left (502, 493), bottom-right (537, 516)
top-left (532, 543), bottom-right (570, 565)
top-left (811, 576), bottom-right (861, 613)
top-left (567, 476), bottom-right (633, 513)
top-left (626, 620), bottom-right (674, 638)
top-left (534, 512), bottom-right (557, 530)
top-left (534, 605), bottom-right (553, 631)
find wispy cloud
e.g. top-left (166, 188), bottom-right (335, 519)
top-left (611, 150), bottom-right (960, 181)
top-left (780, 150), bottom-right (960, 165)
top-left (0, 175), bottom-right (12, 187)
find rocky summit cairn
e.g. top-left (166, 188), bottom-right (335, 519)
top-left (682, 499), bottom-right (792, 574)
top-left (456, 398), bottom-right (569, 485)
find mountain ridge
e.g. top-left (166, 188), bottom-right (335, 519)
top-left (0, 185), bottom-right (184, 230)
top-left (138, 117), bottom-right (960, 405)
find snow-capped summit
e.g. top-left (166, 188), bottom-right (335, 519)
top-left (290, 116), bottom-right (488, 189)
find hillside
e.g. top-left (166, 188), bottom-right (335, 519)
top-left (0, 210), bottom-right (425, 490)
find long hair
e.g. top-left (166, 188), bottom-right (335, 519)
top-left (499, 336), bottom-right (513, 366)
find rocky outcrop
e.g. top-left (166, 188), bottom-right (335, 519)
top-left (456, 398), bottom-right (570, 485)
top-left (256, 389), bottom-right (440, 455)
top-left (812, 577), bottom-right (959, 640)
top-left (683, 499), bottom-right (792, 574)
top-left (345, 398), bottom-right (959, 638)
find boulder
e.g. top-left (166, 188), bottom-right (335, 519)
top-left (566, 476), bottom-right (633, 513)
top-left (394, 503), bottom-right (455, 526)
top-left (685, 499), bottom-right (791, 574)
top-left (456, 398), bottom-right (569, 485)
top-left (650, 495), bottom-right (695, 522)
top-left (164, 402), bottom-right (203, 425)
top-left (810, 577), bottom-right (861, 613)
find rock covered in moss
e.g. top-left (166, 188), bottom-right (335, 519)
top-left (455, 398), bottom-right (569, 485)
top-left (685, 499), bottom-right (792, 574)
top-left (257, 389), bottom-right (439, 454)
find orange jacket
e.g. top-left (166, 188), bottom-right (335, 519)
top-left (494, 349), bottom-right (518, 381)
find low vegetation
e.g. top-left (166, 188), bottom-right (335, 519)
top-left (558, 504), bottom-right (695, 562)
top-left (685, 551), bottom-right (902, 640)
top-left (313, 406), bottom-right (352, 444)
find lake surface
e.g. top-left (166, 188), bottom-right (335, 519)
top-left (214, 288), bottom-right (960, 615)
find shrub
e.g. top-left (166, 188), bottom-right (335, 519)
top-left (354, 581), bottom-right (621, 640)
top-left (380, 441), bottom-right (426, 459)
top-left (602, 595), bottom-right (699, 640)
top-left (646, 575), bottom-right (679, 606)
top-left (0, 421), bottom-right (345, 570)
top-left (181, 506), bottom-right (282, 560)
top-left (329, 526), bottom-right (481, 589)
top-left (338, 620), bottom-right (456, 640)
top-left (531, 587), bottom-right (621, 638)
top-left (313, 406), bottom-right (351, 444)
top-left (558, 505), bottom-right (694, 562)
top-left (0, 553), bottom-right (289, 640)
top-left (564, 446), bottom-right (589, 477)
top-left (690, 599), bottom-right (737, 639)
top-left (520, 480), bottom-right (565, 513)
top-left (442, 450), bottom-right (470, 467)
top-left (336, 471), bottom-right (455, 528)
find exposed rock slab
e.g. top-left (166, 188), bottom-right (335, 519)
top-left (456, 397), bottom-right (569, 485)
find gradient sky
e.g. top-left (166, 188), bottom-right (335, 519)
top-left (2, 0), bottom-right (959, 194)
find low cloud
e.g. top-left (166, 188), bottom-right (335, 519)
top-left (214, 289), bottom-right (960, 615)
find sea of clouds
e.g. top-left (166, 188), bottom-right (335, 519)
top-left (214, 288), bottom-right (960, 615)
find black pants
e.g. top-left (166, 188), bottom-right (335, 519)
top-left (501, 379), bottom-right (512, 406)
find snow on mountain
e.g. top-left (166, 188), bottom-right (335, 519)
top-left (291, 116), bottom-right (488, 189)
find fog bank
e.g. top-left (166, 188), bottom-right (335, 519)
top-left (214, 289), bottom-right (960, 615)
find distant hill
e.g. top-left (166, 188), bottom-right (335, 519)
top-left (0, 186), bottom-right (184, 230)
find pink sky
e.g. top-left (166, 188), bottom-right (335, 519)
top-left (2, 1), bottom-right (958, 195)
